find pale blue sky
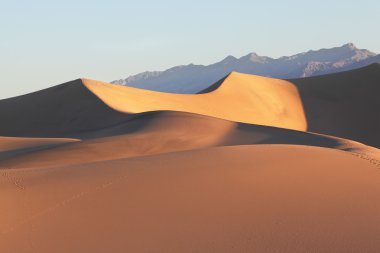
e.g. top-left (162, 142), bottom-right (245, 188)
top-left (1, 0), bottom-right (379, 99)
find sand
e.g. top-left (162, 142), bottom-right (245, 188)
top-left (1, 64), bottom-right (379, 252)
top-left (1, 145), bottom-right (380, 253)
top-left (83, 72), bottom-right (307, 131)
top-left (0, 80), bottom-right (130, 138)
top-left (0, 111), bottom-right (378, 170)
top-left (291, 63), bottom-right (380, 147)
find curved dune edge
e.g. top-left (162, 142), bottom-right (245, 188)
top-left (1, 145), bottom-right (380, 253)
top-left (0, 137), bottom-right (79, 161)
top-left (0, 111), bottom-right (378, 170)
top-left (82, 72), bottom-right (307, 131)
top-left (0, 137), bottom-right (79, 152)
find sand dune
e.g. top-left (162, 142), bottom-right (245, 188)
top-left (0, 111), bottom-right (378, 170)
top-left (0, 80), bottom-right (130, 138)
top-left (1, 145), bottom-right (380, 253)
top-left (291, 63), bottom-right (380, 147)
top-left (0, 73), bottom-right (306, 138)
top-left (83, 72), bottom-right (307, 131)
top-left (1, 64), bottom-right (378, 146)
top-left (1, 64), bottom-right (379, 252)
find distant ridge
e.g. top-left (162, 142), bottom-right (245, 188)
top-left (112, 43), bottom-right (380, 93)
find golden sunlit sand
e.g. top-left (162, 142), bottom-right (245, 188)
top-left (1, 146), bottom-right (380, 253)
top-left (83, 71), bottom-right (307, 131)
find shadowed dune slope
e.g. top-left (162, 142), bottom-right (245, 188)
top-left (0, 137), bottom-right (78, 153)
top-left (0, 137), bottom-right (78, 160)
top-left (290, 63), bottom-right (380, 148)
top-left (83, 72), bottom-right (307, 131)
top-left (0, 79), bottom-right (131, 138)
top-left (1, 145), bottom-right (380, 253)
top-left (1, 111), bottom-right (378, 170)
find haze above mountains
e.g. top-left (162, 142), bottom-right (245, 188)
top-left (112, 43), bottom-right (380, 93)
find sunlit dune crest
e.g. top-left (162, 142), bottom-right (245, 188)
top-left (83, 72), bottom-right (307, 131)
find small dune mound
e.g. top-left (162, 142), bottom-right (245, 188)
top-left (0, 111), bottom-right (377, 170)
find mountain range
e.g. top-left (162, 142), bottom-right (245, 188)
top-left (112, 43), bottom-right (380, 93)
